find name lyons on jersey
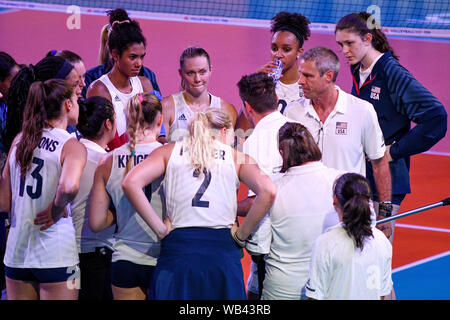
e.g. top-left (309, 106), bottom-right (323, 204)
top-left (37, 136), bottom-right (59, 152)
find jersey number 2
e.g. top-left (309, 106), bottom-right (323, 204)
top-left (192, 169), bottom-right (211, 208)
top-left (19, 157), bottom-right (44, 199)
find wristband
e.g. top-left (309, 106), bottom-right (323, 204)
top-left (378, 201), bottom-right (393, 218)
top-left (231, 229), bottom-right (246, 248)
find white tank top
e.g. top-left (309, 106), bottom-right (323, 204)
top-left (164, 140), bottom-right (239, 229)
top-left (276, 81), bottom-right (304, 115)
top-left (70, 139), bottom-right (115, 253)
top-left (106, 142), bottom-right (165, 266)
top-left (168, 91), bottom-right (221, 142)
top-left (4, 128), bottom-right (78, 268)
top-left (98, 74), bottom-right (143, 138)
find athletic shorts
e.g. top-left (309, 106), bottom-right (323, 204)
top-left (111, 260), bottom-right (154, 289)
top-left (5, 265), bottom-right (80, 283)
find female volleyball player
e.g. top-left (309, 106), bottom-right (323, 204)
top-left (236, 11), bottom-right (311, 132)
top-left (160, 46), bottom-right (237, 143)
top-left (0, 79), bottom-right (86, 300)
top-left (305, 173), bottom-right (393, 300)
top-left (4, 55), bottom-right (81, 152)
top-left (335, 12), bottom-right (447, 243)
top-left (83, 8), bottom-right (161, 99)
top-left (122, 108), bottom-right (276, 300)
top-left (86, 10), bottom-right (155, 150)
top-left (89, 93), bottom-right (164, 300)
top-left (70, 96), bottom-right (117, 300)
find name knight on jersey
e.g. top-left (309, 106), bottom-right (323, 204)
top-left (117, 154), bottom-right (148, 168)
top-left (37, 136), bottom-right (59, 152)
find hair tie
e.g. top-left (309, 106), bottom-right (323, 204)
top-left (28, 64), bottom-right (36, 81)
top-left (138, 93), bottom-right (145, 104)
top-left (111, 20), bottom-right (130, 28)
top-left (50, 49), bottom-right (58, 56)
top-left (131, 150), bottom-right (136, 157)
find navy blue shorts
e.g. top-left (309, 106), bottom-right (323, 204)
top-left (5, 265), bottom-right (80, 283)
top-left (149, 227), bottom-right (246, 300)
top-left (111, 260), bottom-right (154, 289)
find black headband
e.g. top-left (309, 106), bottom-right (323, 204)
top-left (276, 26), bottom-right (305, 47)
top-left (55, 59), bottom-right (73, 80)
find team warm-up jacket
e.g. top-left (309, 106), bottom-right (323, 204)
top-left (350, 51), bottom-right (447, 197)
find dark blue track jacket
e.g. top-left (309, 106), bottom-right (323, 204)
top-left (350, 51), bottom-right (447, 198)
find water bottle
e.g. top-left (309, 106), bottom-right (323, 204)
top-left (268, 59), bottom-right (283, 83)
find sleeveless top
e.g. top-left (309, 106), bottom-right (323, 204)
top-left (106, 142), bottom-right (165, 266)
top-left (98, 74), bottom-right (143, 150)
top-left (276, 81), bottom-right (304, 115)
top-left (5, 128), bottom-right (78, 268)
top-left (168, 92), bottom-right (221, 142)
top-left (164, 140), bottom-right (239, 229)
top-left (70, 139), bottom-right (115, 253)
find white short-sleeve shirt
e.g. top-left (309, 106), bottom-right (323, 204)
top-left (242, 111), bottom-right (290, 254)
top-left (305, 224), bottom-right (393, 300)
top-left (285, 86), bottom-right (386, 176)
top-left (261, 162), bottom-right (344, 300)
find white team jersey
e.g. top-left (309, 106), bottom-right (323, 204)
top-left (98, 74), bottom-right (143, 138)
top-left (164, 140), bottom-right (239, 229)
top-left (70, 139), bottom-right (115, 253)
top-left (106, 142), bottom-right (165, 266)
top-left (306, 224), bottom-right (393, 300)
top-left (276, 81), bottom-right (305, 115)
top-left (168, 91), bottom-right (221, 142)
top-left (4, 128), bottom-right (79, 268)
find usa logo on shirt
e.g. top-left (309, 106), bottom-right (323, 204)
top-left (370, 86), bottom-right (381, 100)
top-left (335, 122), bottom-right (348, 135)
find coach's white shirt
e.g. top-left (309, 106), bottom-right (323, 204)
top-left (242, 110), bottom-right (290, 254)
top-left (285, 86), bottom-right (385, 176)
top-left (305, 223), bottom-right (393, 300)
top-left (261, 162), bottom-right (344, 300)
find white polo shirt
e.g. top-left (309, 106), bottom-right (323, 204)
top-left (285, 86), bottom-right (385, 176)
top-left (243, 110), bottom-right (290, 187)
top-left (305, 223), bottom-right (393, 300)
top-left (260, 162), bottom-right (344, 300)
top-left (242, 110), bottom-right (290, 254)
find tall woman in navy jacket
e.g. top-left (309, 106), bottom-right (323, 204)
top-left (335, 12), bottom-right (447, 237)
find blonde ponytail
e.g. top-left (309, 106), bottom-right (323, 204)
top-left (98, 24), bottom-right (110, 65)
top-left (183, 108), bottom-right (232, 174)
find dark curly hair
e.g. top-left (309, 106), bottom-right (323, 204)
top-left (107, 8), bottom-right (146, 57)
top-left (271, 11), bottom-right (311, 48)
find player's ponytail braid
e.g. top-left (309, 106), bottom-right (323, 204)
top-left (125, 94), bottom-right (141, 176)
